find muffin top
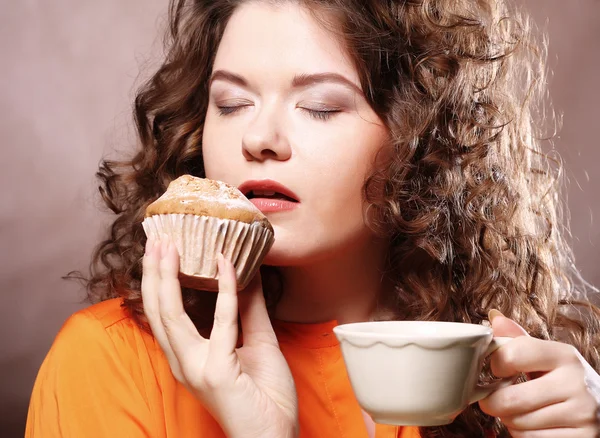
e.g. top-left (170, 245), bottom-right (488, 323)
top-left (145, 175), bottom-right (272, 230)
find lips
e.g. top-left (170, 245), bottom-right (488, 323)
top-left (238, 180), bottom-right (300, 203)
top-left (238, 179), bottom-right (300, 213)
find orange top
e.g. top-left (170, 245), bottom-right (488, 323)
top-left (25, 298), bottom-right (421, 438)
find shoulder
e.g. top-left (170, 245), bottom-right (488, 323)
top-left (27, 299), bottom-right (164, 437)
top-left (81, 297), bottom-right (131, 327)
top-left (65, 297), bottom-right (134, 333)
top-left (60, 298), bottom-right (129, 332)
top-left (34, 297), bottom-right (161, 397)
top-left (50, 298), bottom-right (155, 363)
top-left (57, 298), bottom-right (132, 340)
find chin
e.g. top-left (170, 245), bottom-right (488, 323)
top-left (262, 234), bottom-right (335, 266)
top-left (261, 215), bottom-right (376, 266)
top-left (262, 243), bottom-right (315, 267)
top-left (262, 231), bottom-right (372, 267)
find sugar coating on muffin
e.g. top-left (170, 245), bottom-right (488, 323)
top-left (145, 175), bottom-right (272, 231)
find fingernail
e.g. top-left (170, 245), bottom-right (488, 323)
top-left (217, 253), bottom-right (224, 271)
top-left (488, 309), bottom-right (504, 323)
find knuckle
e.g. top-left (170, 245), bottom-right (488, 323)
top-left (142, 248), bottom-right (153, 263)
top-left (141, 269), bottom-right (157, 287)
top-left (160, 310), bottom-right (185, 329)
top-left (575, 371), bottom-right (591, 394)
top-left (143, 262), bottom-right (161, 281)
top-left (142, 253), bottom-right (154, 269)
top-left (477, 397), bottom-right (493, 416)
top-left (498, 386), bottom-right (524, 412)
top-left (504, 413), bottom-right (525, 431)
top-left (143, 308), bottom-right (159, 323)
top-left (495, 341), bottom-right (518, 372)
top-left (582, 408), bottom-right (599, 426)
top-left (512, 335), bottom-right (532, 353)
top-left (561, 343), bottom-right (582, 364)
top-left (579, 394), bottom-right (600, 424)
top-left (557, 358), bottom-right (584, 379)
top-left (213, 310), bottom-right (233, 328)
top-left (218, 270), bottom-right (233, 286)
top-left (502, 345), bottom-right (517, 368)
top-left (159, 261), bottom-right (177, 277)
top-left (479, 399), bottom-right (501, 418)
top-left (218, 279), bottom-right (236, 296)
top-left (213, 296), bottom-right (237, 328)
top-left (564, 366), bottom-right (587, 395)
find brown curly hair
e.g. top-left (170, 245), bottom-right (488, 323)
top-left (72, 0), bottom-right (600, 436)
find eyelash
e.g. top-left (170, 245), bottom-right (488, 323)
top-left (216, 106), bottom-right (340, 121)
top-left (305, 109), bottom-right (340, 121)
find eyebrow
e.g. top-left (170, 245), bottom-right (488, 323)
top-left (209, 69), bottom-right (362, 94)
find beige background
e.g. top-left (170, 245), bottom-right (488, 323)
top-left (1, 1), bottom-right (598, 436)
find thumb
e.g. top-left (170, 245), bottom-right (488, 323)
top-left (488, 309), bottom-right (530, 338)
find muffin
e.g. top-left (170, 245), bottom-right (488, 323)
top-left (142, 175), bottom-right (274, 291)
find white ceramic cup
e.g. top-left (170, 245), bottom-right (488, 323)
top-left (333, 321), bottom-right (513, 426)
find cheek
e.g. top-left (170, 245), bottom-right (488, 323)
top-left (201, 118), bottom-right (239, 179)
top-left (298, 125), bottom-right (387, 250)
top-left (308, 123), bottom-right (387, 199)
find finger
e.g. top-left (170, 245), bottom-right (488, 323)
top-left (480, 367), bottom-right (571, 417)
top-left (156, 235), bottom-right (207, 363)
top-left (142, 237), bottom-right (161, 319)
top-left (490, 336), bottom-right (580, 377)
top-left (489, 313), bottom-right (540, 380)
top-left (238, 273), bottom-right (278, 347)
top-left (489, 312), bottom-right (530, 338)
top-left (509, 427), bottom-right (597, 438)
top-left (207, 254), bottom-right (240, 363)
top-left (142, 236), bottom-right (183, 377)
top-left (501, 396), bottom-right (599, 431)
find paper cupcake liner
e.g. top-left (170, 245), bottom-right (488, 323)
top-left (142, 214), bottom-right (274, 291)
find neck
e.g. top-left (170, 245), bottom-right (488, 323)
top-left (272, 238), bottom-right (390, 325)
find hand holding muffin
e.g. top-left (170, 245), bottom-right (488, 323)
top-left (141, 235), bottom-right (298, 438)
top-left (141, 176), bottom-right (296, 438)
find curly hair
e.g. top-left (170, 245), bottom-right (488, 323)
top-left (72, 0), bottom-right (600, 436)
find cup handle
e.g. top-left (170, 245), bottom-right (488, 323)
top-left (469, 337), bottom-right (516, 404)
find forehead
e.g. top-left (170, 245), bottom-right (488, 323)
top-left (212, 1), bottom-right (360, 86)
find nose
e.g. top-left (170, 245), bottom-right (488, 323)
top-left (242, 104), bottom-right (292, 162)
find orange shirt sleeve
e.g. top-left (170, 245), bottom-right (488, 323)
top-left (25, 311), bottom-right (159, 438)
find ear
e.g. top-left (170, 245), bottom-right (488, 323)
top-left (488, 309), bottom-right (529, 338)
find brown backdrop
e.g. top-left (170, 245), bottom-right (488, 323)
top-left (1, 1), bottom-right (598, 436)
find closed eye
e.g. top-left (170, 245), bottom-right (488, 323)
top-left (217, 105), bottom-right (252, 116)
top-left (217, 105), bottom-right (341, 120)
top-left (302, 108), bottom-right (341, 121)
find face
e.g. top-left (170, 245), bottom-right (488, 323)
top-left (202, 1), bottom-right (389, 266)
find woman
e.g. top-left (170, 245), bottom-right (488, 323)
top-left (26, 0), bottom-right (600, 437)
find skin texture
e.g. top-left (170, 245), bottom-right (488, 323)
top-left (143, 236), bottom-right (298, 438)
top-left (481, 313), bottom-right (599, 437)
top-left (203, 1), bottom-right (389, 263)
top-left (142, 2), bottom-right (600, 436)
top-left (202, 0), bottom-right (390, 327)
